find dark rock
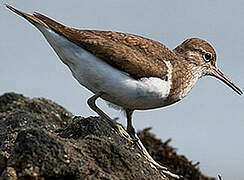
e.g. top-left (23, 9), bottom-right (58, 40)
top-left (0, 92), bottom-right (215, 180)
top-left (138, 129), bottom-right (215, 180)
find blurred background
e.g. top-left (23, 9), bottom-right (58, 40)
top-left (1, 0), bottom-right (243, 179)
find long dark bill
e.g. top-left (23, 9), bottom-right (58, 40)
top-left (212, 68), bottom-right (243, 95)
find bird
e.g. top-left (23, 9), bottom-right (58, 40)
top-left (5, 4), bottom-right (242, 179)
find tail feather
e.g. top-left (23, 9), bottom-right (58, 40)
top-left (33, 12), bottom-right (65, 31)
top-left (5, 4), bottom-right (69, 38)
top-left (5, 4), bottom-right (49, 28)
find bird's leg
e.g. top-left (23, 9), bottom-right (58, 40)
top-left (125, 109), bottom-right (181, 179)
top-left (125, 109), bottom-right (137, 141)
top-left (87, 92), bottom-right (118, 130)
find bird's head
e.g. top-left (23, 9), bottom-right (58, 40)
top-left (174, 38), bottom-right (242, 95)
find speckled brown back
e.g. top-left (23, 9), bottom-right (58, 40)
top-left (34, 12), bottom-right (202, 104)
top-left (33, 13), bottom-right (181, 80)
top-left (6, 7), bottom-right (210, 106)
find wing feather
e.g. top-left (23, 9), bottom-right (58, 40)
top-left (7, 4), bottom-right (175, 80)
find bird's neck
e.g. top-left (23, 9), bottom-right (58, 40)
top-left (167, 59), bottom-right (203, 102)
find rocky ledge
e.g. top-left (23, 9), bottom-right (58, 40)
top-left (0, 92), bottom-right (215, 180)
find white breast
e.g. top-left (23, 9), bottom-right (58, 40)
top-left (38, 27), bottom-right (172, 110)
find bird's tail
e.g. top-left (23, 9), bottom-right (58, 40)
top-left (5, 4), bottom-right (65, 33)
top-left (5, 4), bottom-right (49, 28)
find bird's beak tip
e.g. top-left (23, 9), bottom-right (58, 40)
top-left (211, 68), bottom-right (242, 96)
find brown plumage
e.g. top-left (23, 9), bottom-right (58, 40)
top-left (5, 4), bottom-right (242, 102)
top-left (7, 7), bottom-right (205, 103)
top-left (34, 12), bottom-right (174, 80)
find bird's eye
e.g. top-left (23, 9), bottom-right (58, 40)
top-left (203, 52), bottom-right (212, 62)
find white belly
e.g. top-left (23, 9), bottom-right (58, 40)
top-left (38, 27), bottom-right (171, 110)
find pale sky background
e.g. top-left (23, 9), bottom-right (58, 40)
top-left (1, 0), bottom-right (243, 179)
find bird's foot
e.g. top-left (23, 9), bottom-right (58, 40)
top-left (87, 92), bottom-right (119, 131)
top-left (113, 117), bottom-right (119, 121)
top-left (131, 138), bottom-right (139, 143)
top-left (132, 134), bottom-right (182, 179)
top-left (99, 115), bottom-right (120, 132)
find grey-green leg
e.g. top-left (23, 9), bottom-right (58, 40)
top-left (87, 92), bottom-right (118, 130)
top-left (125, 109), bottom-right (181, 179)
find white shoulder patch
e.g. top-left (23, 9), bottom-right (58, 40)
top-left (137, 60), bottom-right (172, 100)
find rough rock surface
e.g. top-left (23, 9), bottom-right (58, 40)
top-left (0, 92), bottom-right (215, 180)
